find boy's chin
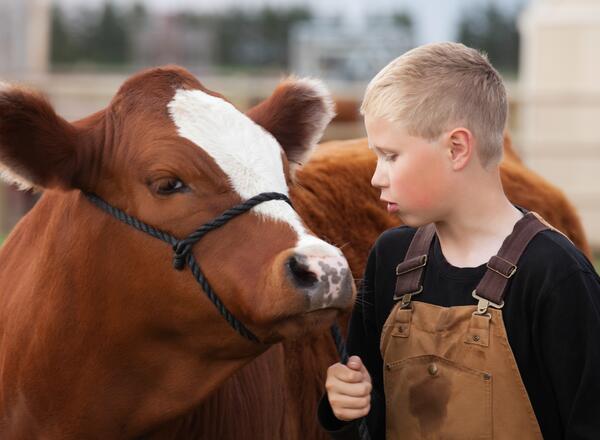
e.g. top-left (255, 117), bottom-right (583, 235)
top-left (396, 212), bottom-right (432, 228)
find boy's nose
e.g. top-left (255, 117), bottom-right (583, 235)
top-left (371, 160), bottom-right (388, 188)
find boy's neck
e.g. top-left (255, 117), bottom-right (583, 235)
top-left (433, 175), bottom-right (524, 268)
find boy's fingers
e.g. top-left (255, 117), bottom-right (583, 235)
top-left (328, 363), bottom-right (363, 383)
top-left (346, 356), bottom-right (371, 384)
top-left (347, 355), bottom-right (362, 370)
top-left (327, 379), bottom-right (372, 398)
top-left (359, 363), bottom-right (372, 384)
top-left (326, 361), bottom-right (372, 422)
top-left (329, 393), bottom-right (371, 411)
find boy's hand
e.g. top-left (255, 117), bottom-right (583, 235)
top-left (325, 355), bottom-right (372, 421)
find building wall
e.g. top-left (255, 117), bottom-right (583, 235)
top-left (0, 0), bottom-right (50, 75)
top-left (290, 18), bottom-right (413, 81)
top-left (519, 0), bottom-right (600, 249)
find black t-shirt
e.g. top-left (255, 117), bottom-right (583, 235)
top-left (318, 225), bottom-right (600, 440)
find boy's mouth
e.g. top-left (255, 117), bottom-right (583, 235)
top-left (380, 197), bottom-right (399, 214)
top-left (386, 202), bottom-right (399, 213)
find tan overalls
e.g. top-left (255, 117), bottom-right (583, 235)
top-left (380, 212), bottom-right (554, 439)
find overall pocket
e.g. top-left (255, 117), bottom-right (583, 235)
top-left (384, 354), bottom-right (492, 440)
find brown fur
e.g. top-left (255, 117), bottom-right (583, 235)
top-left (331, 99), bottom-right (360, 123)
top-left (0, 87), bottom-right (82, 189)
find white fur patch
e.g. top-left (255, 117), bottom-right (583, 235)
top-left (0, 162), bottom-right (34, 190)
top-left (167, 88), bottom-right (339, 254)
top-left (290, 77), bottom-right (336, 152)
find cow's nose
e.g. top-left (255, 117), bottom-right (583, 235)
top-left (287, 254), bottom-right (319, 288)
top-left (286, 247), bottom-right (353, 310)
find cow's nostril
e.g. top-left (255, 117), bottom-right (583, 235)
top-left (287, 254), bottom-right (319, 288)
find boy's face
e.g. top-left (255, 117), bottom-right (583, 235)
top-left (365, 115), bottom-right (453, 226)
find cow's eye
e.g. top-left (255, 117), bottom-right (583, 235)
top-left (152, 177), bottom-right (189, 196)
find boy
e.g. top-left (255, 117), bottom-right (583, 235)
top-left (318, 42), bottom-right (600, 439)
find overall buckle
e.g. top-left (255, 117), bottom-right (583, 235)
top-left (472, 290), bottom-right (504, 316)
top-left (486, 255), bottom-right (517, 278)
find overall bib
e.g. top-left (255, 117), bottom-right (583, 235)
top-left (380, 212), bottom-right (554, 439)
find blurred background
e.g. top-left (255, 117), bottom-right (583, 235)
top-left (0, 0), bottom-right (598, 266)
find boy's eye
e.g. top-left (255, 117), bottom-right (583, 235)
top-left (383, 154), bottom-right (397, 162)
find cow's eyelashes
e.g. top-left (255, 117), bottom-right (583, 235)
top-left (151, 177), bottom-right (190, 196)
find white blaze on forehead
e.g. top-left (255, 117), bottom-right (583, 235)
top-left (167, 88), bottom-right (332, 251)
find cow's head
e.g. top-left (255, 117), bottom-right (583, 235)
top-left (0, 67), bottom-right (353, 351)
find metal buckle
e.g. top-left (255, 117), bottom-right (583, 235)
top-left (394, 285), bottom-right (423, 308)
top-left (486, 256), bottom-right (517, 279)
top-left (472, 290), bottom-right (504, 315)
top-left (396, 255), bottom-right (428, 276)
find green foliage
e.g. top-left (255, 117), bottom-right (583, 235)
top-left (457, 4), bottom-right (520, 74)
top-left (50, 2), bottom-right (311, 70)
top-left (50, 5), bottom-right (78, 63)
top-left (84, 3), bottom-right (131, 64)
top-left (214, 6), bottom-right (312, 68)
top-left (50, 1), bottom-right (144, 67)
top-left (392, 11), bottom-right (413, 31)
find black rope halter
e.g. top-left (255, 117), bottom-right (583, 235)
top-left (84, 190), bottom-right (370, 439)
top-left (84, 191), bottom-right (292, 343)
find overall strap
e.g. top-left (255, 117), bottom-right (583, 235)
top-left (473, 212), bottom-right (549, 310)
top-left (394, 224), bottom-right (436, 306)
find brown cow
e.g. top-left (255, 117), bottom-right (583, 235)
top-left (151, 136), bottom-right (590, 439)
top-left (0, 67), bottom-right (356, 439)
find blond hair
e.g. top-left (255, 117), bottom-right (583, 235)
top-left (360, 42), bottom-right (507, 167)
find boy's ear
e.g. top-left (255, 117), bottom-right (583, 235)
top-left (448, 128), bottom-right (473, 170)
top-left (0, 83), bottom-right (96, 191)
top-left (246, 77), bottom-right (335, 172)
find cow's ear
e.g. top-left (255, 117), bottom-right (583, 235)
top-left (246, 77), bottom-right (335, 170)
top-left (0, 83), bottom-right (94, 191)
